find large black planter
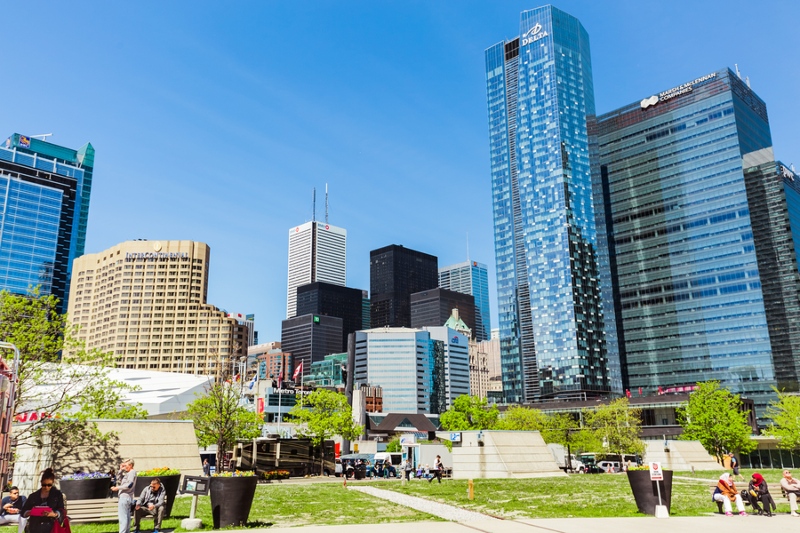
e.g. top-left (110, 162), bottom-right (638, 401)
top-left (58, 477), bottom-right (112, 500)
top-left (209, 476), bottom-right (258, 529)
top-left (134, 474), bottom-right (181, 518)
top-left (626, 470), bottom-right (673, 515)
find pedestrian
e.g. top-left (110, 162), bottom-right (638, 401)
top-left (111, 459), bottom-right (136, 533)
top-left (729, 453), bottom-right (744, 482)
top-left (403, 459), bottom-right (413, 481)
top-left (428, 455), bottom-right (443, 484)
top-left (202, 459), bottom-right (210, 477)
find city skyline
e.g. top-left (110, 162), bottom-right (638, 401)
top-left (2, 1), bottom-right (799, 342)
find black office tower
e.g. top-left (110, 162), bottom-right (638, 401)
top-left (280, 314), bottom-right (343, 379)
top-left (296, 281), bottom-right (363, 353)
top-left (410, 288), bottom-right (476, 335)
top-left (370, 245), bottom-right (438, 328)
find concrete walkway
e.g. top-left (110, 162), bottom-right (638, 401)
top-left (232, 515), bottom-right (798, 533)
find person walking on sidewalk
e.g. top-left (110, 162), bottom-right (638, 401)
top-left (428, 455), bottom-right (443, 484)
top-left (729, 454), bottom-right (744, 482)
top-left (111, 459), bottom-right (136, 533)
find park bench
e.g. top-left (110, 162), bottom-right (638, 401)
top-left (66, 497), bottom-right (118, 524)
top-left (710, 485), bottom-right (751, 514)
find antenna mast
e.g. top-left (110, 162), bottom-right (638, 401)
top-left (312, 187), bottom-right (316, 222)
top-left (325, 183), bottom-right (329, 224)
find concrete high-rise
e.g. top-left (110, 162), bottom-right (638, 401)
top-left (67, 240), bottom-right (247, 374)
top-left (438, 261), bottom-right (491, 341)
top-left (486, 7), bottom-right (615, 402)
top-left (596, 68), bottom-right (800, 414)
top-left (286, 221), bottom-right (346, 318)
top-left (369, 245), bottom-right (438, 328)
top-left (0, 134), bottom-right (95, 312)
top-left (410, 287), bottom-right (476, 335)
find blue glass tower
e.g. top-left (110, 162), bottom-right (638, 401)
top-left (596, 69), bottom-right (800, 415)
top-left (438, 260), bottom-right (492, 341)
top-left (486, 6), bottom-right (616, 402)
top-left (0, 134), bottom-right (94, 311)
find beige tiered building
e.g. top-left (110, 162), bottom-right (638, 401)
top-left (68, 240), bottom-right (247, 374)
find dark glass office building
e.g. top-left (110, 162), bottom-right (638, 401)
top-left (0, 134), bottom-right (94, 312)
top-left (296, 281), bottom-right (363, 353)
top-left (369, 245), bottom-right (438, 328)
top-left (280, 313), bottom-right (343, 379)
top-left (486, 7), bottom-right (615, 402)
top-left (410, 287), bottom-right (476, 335)
top-left (596, 68), bottom-right (800, 414)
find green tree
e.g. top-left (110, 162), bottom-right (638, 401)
top-left (583, 398), bottom-right (645, 457)
top-left (289, 389), bottom-right (362, 474)
top-left (763, 388), bottom-right (800, 449)
top-left (543, 412), bottom-right (603, 453)
top-left (185, 382), bottom-right (263, 468)
top-left (494, 405), bottom-right (549, 431)
top-left (440, 395), bottom-right (499, 430)
top-left (0, 289), bottom-right (147, 469)
top-left (677, 381), bottom-right (756, 462)
top-left (385, 437), bottom-right (402, 453)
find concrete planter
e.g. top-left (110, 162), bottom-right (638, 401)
top-left (209, 476), bottom-right (257, 529)
top-left (626, 470), bottom-right (673, 515)
top-left (59, 477), bottom-right (112, 500)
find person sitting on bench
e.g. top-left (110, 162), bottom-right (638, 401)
top-left (747, 472), bottom-right (776, 516)
top-left (713, 473), bottom-right (747, 516)
top-left (133, 478), bottom-right (165, 533)
top-left (0, 486), bottom-right (26, 526)
top-left (780, 469), bottom-right (800, 517)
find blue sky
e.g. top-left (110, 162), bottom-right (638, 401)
top-left (2, 1), bottom-right (798, 342)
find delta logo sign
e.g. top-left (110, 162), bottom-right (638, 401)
top-left (522, 23), bottom-right (548, 46)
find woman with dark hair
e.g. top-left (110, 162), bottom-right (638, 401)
top-left (747, 472), bottom-right (776, 516)
top-left (21, 468), bottom-right (65, 533)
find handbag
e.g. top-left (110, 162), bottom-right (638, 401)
top-left (51, 517), bottom-right (70, 533)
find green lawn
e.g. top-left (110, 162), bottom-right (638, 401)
top-left (3, 470), bottom-right (792, 532)
top-left (0, 483), bottom-right (439, 533)
top-left (369, 470), bottom-right (794, 519)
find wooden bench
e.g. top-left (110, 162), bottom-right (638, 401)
top-left (66, 498), bottom-right (119, 524)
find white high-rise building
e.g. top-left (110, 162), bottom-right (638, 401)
top-left (286, 221), bottom-right (346, 318)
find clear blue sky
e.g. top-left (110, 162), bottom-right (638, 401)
top-left (2, 1), bottom-right (798, 343)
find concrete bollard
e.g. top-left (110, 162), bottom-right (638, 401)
top-left (468, 478), bottom-right (474, 500)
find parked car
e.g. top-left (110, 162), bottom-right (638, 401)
top-left (597, 460), bottom-right (622, 473)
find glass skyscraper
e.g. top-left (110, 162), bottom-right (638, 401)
top-left (438, 260), bottom-right (491, 341)
top-left (486, 6), bottom-right (615, 402)
top-left (596, 68), bottom-right (800, 414)
top-left (0, 133), bottom-right (94, 311)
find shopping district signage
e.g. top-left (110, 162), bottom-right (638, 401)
top-left (522, 22), bottom-right (548, 46)
top-left (125, 252), bottom-right (189, 261)
top-left (640, 72), bottom-right (717, 109)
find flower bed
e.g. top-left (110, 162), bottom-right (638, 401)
top-left (264, 470), bottom-right (290, 480)
top-left (212, 470), bottom-right (255, 477)
top-left (138, 466), bottom-right (180, 476)
top-left (61, 472), bottom-right (111, 480)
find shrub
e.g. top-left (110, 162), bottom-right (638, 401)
top-left (138, 467), bottom-right (180, 476)
top-left (212, 470), bottom-right (255, 477)
top-left (60, 472), bottom-right (111, 480)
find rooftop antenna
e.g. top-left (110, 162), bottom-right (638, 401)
top-left (325, 183), bottom-right (329, 224)
top-left (746, 76), bottom-right (751, 88)
top-left (30, 134), bottom-right (53, 141)
top-left (312, 187), bottom-right (316, 222)
top-left (735, 64), bottom-right (742, 79)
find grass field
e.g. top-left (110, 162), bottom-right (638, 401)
top-left (0, 469), bottom-right (791, 531)
top-left (0, 483), bottom-right (439, 533)
top-left (370, 469), bottom-right (794, 519)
